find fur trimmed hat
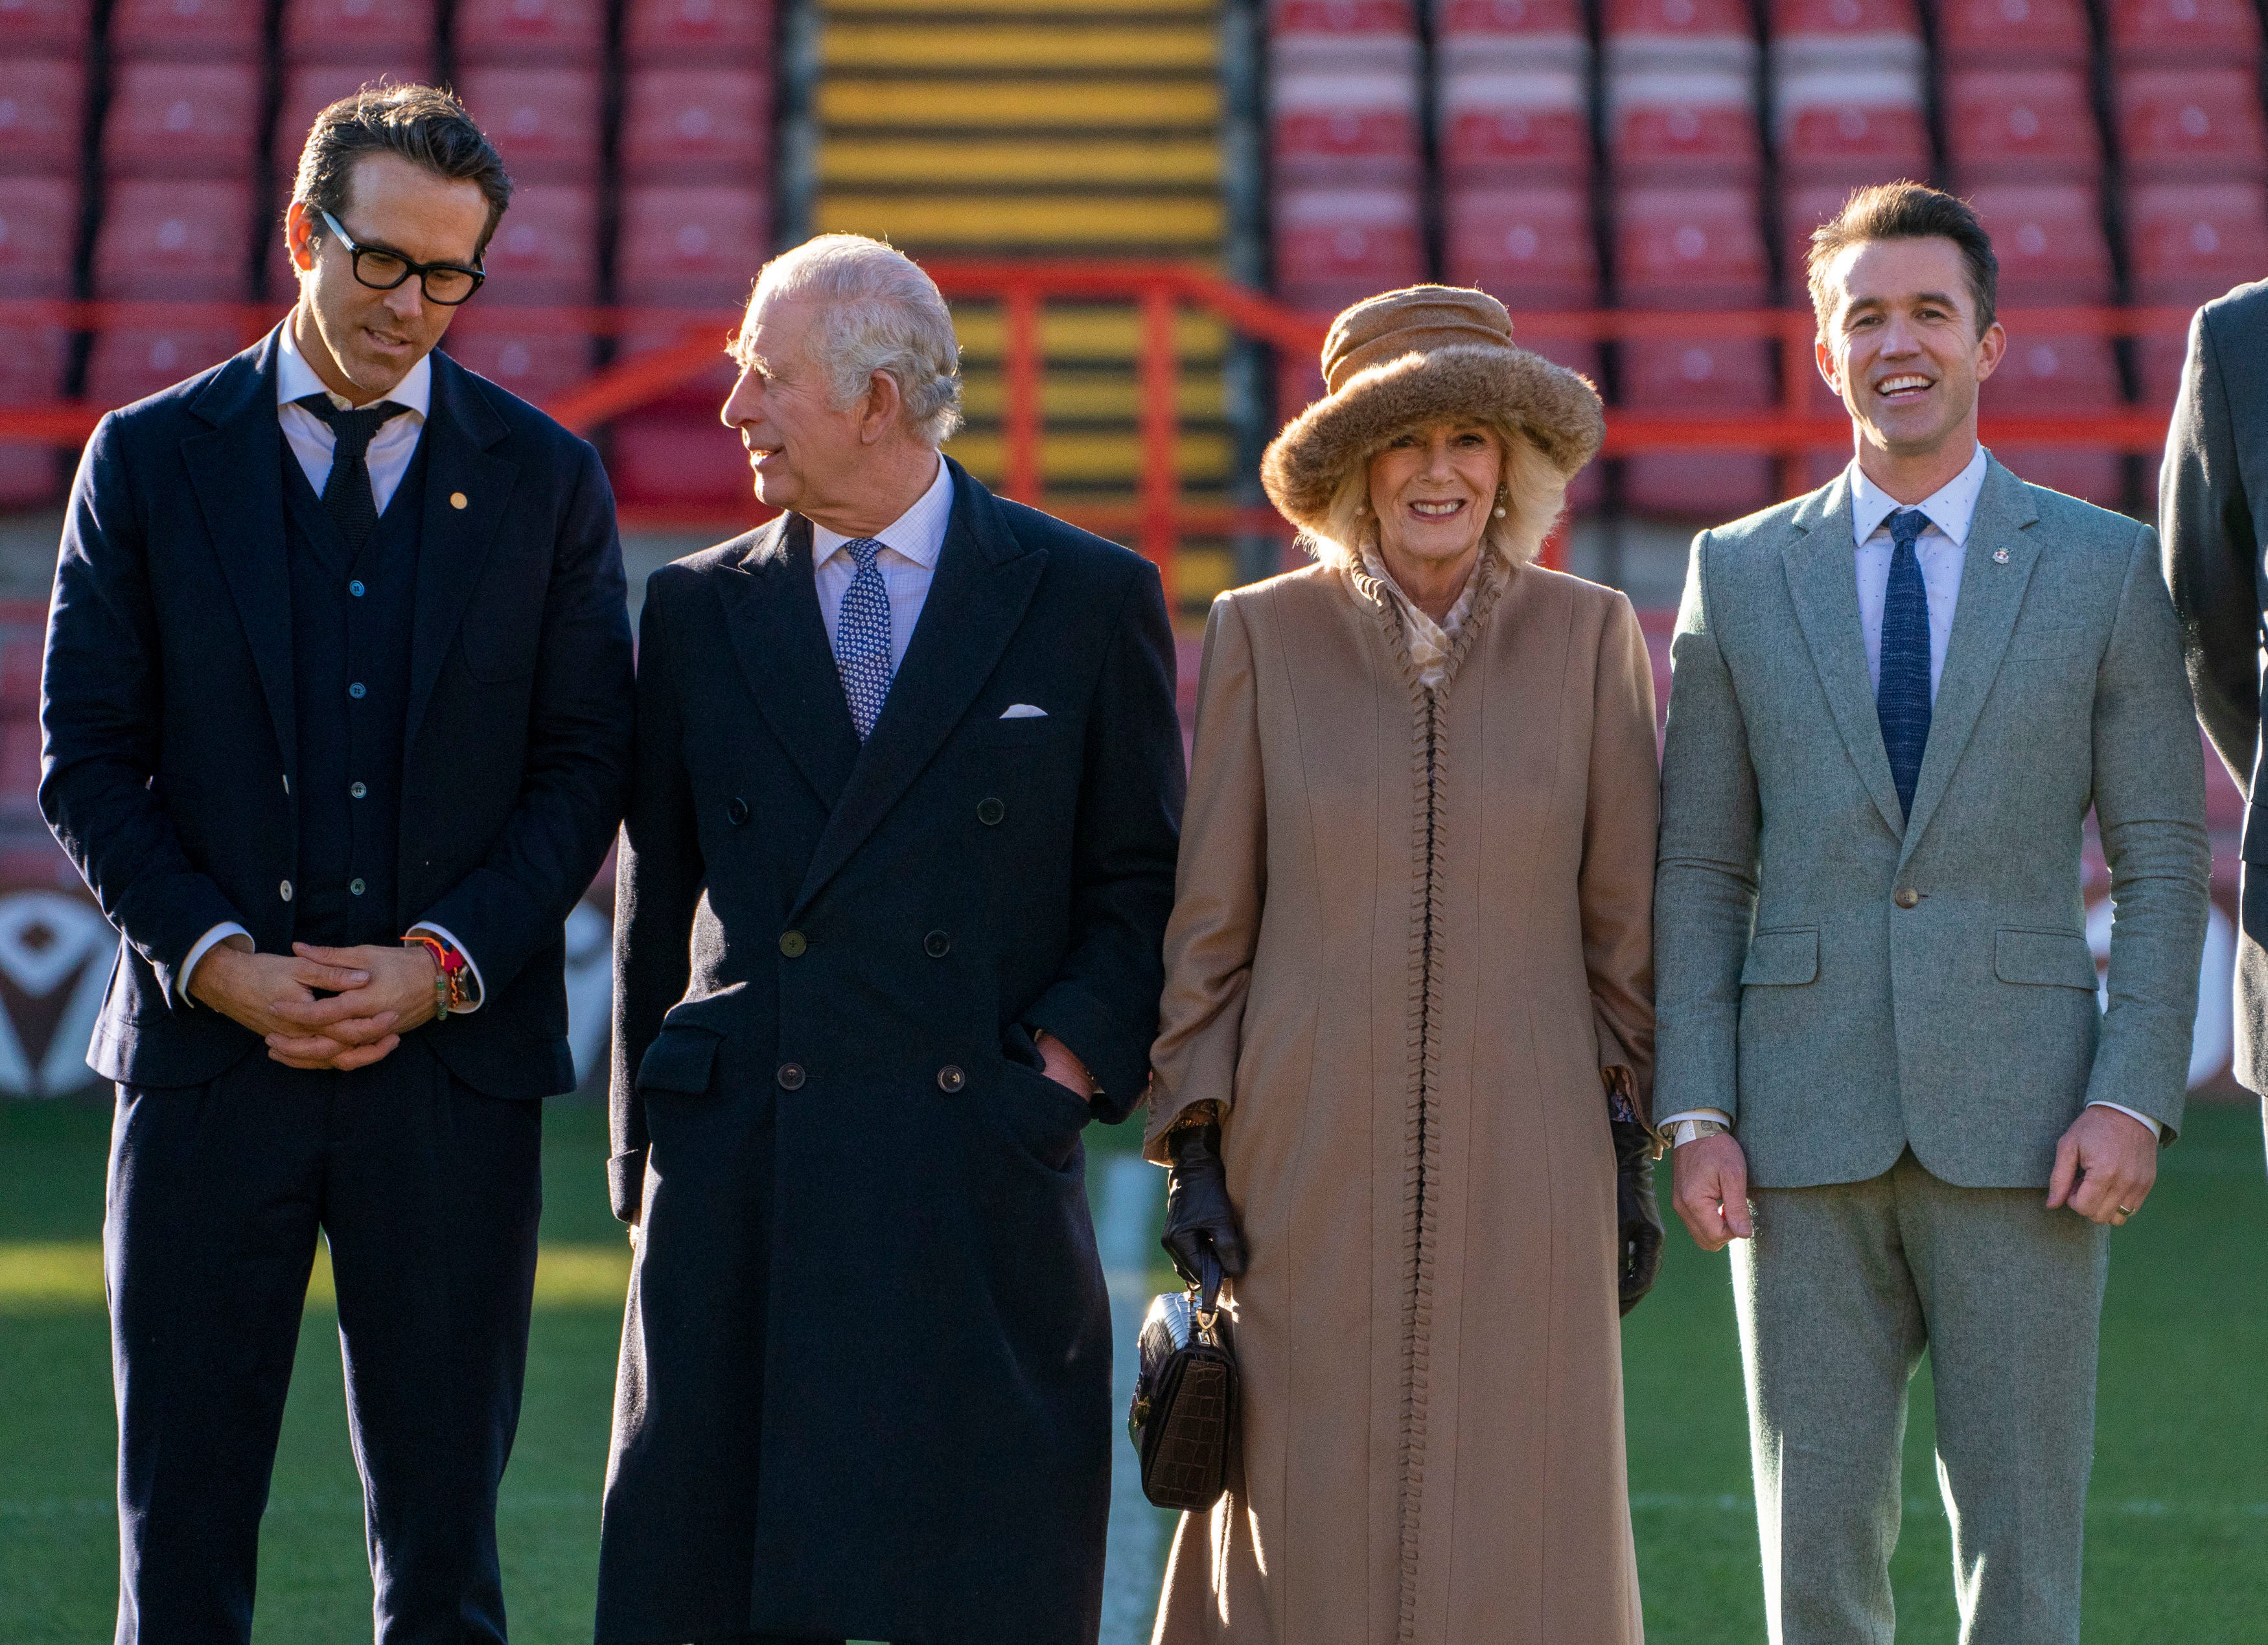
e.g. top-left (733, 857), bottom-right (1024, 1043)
top-left (1260, 286), bottom-right (1606, 536)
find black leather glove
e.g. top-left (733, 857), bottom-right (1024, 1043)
top-left (1612, 1120), bottom-right (1664, 1317)
top-left (1162, 1120), bottom-right (1247, 1309)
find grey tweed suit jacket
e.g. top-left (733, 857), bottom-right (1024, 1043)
top-left (1656, 455), bottom-right (2210, 1190)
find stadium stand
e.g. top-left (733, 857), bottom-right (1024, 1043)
top-left (280, 0), bottom-right (437, 62)
top-left (101, 61), bottom-right (265, 179)
top-left (0, 58), bottom-right (85, 176)
top-left (456, 67), bottom-right (607, 184)
top-left (106, 0), bottom-right (266, 61)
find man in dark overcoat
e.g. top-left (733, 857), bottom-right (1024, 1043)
top-left (597, 234), bottom-right (1185, 1645)
top-left (2162, 279), bottom-right (2268, 1129)
top-left (40, 86), bottom-right (634, 1641)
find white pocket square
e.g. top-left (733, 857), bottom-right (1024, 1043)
top-left (999, 704), bottom-right (1048, 719)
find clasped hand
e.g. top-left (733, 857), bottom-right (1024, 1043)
top-left (190, 941), bottom-right (439, 1070)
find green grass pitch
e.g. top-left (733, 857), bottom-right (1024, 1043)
top-left (4, 1092), bottom-right (2263, 1642)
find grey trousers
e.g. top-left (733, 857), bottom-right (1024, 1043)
top-left (1732, 1149), bottom-right (2110, 1645)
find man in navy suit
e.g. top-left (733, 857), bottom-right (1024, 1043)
top-left (40, 85), bottom-right (634, 1642)
top-left (596, 235), bottom-right (1185, 1645)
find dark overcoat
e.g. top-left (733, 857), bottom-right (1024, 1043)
top-left (597, 459), bottom-right (1185, 1645)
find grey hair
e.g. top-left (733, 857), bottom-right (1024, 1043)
top-left (1299, 423), bottom-right (1568, 574)
top-left (746, 233), bottom-right (964, 446)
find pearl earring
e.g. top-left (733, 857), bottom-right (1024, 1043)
top-left (1494, 489), bottom-right (1508, 518)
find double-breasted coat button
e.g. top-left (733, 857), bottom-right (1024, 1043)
top-left (777, 1062), bottom-right (806, 1090)
top-left (1894, 887), bottom-right (1921, 909)
top-left (923, 930), bottom-right (951, 958)
top-left (977, 797), bottom-right (1006, 826)
top-left (279, 880), bottom-right (293, 902)
top-left (937, 1064), bottom-right (966, 1093)
top-left (780, 930), bottom-right (807, 958)
top-left (727, 797), bottom-right (750, 825)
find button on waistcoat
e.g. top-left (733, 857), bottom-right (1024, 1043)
top-left (281, 438), bottom-right (424, 947)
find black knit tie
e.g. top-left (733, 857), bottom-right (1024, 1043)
top-left (295, 395), bottom-right (408, 555)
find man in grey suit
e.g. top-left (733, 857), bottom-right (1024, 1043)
top-left (2162, 282), bottom-right (2268, 1120)
top-left (1656, 181), bottom-right (2210, 1645)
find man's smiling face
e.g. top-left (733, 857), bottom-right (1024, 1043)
top-left (1816, 235), bottom-right (2006, 463)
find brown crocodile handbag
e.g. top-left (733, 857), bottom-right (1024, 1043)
top-left (1128, 1271), bottom-right (1240, 1513)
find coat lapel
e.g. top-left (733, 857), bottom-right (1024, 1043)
top-left (404, 350), bottom-right (517, 750)
top-left (791, 461), bottom-right (1047, 916)
top-left (1779, 472), bottom-right (1907, 837)
top-left (183, 328), bottom-right (297, 779)
top-left (719, 513), bottom-right (863, 811)
top-left (1896, 455), bottom-right (2042, 862)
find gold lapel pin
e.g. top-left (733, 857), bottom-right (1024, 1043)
top-left (1992, 547), bottom-right (2010, 564)
top-left (450, 491), bottom-right (469, 510)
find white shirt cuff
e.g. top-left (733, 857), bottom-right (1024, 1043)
top-left (2087, 1100), bottom-right (2162, 1140)
top-left (180, 922), bottom-right (251, 1006)
top-left (409, 923), bottom-right (483, 1012)
top-left (1659, 1108), bottom-right (1733, 1144)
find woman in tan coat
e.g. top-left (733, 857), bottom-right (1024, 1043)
top-left (1144, 286), bottom-right (1662, 1645)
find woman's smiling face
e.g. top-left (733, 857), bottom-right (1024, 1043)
top-left (1366, 420), bottom-right (1503, 571)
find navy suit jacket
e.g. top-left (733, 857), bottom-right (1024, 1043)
top-left (41, 326), bottom-right (636, 1099)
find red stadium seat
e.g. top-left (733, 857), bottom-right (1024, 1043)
top-left (273, 63), bottom-right (439, 168)
top-left (1774, 67), bottom-right (1928, 187)
top-left (2109, 0), bottom-right (2259, 67)
top-left (1985, 335), bottom-right (2125, 513)
top-left (0, 176), bottom-right (79, 297)
top-left (1994, 448), bottom-right (2122, 503)
top-left (1615, 185), bottom-right (1768, 307)
top-left (95, 179), bottom-right (255, 299)
top-left (616, 317), bottom-right (739, 413)
top-left (1439, 65), bottom-right (1590, 183)
top-left (281, 0), bottom-right (435, 62)
top-left (616, 185), bottom-right (771, 304)
top-left (107, 0), bottom-right (266, 60)
top-left (87, 323), bottom-right (247, 408)
top-left (621, 69), bottom-right (772, 185)
top-left (0, 0), bottom-right (94, 54)
top-left (439, 310), bottom-right (592, 401)
top-left (1608, 65), bottom-right (1761, 183)
top-left (1445, 183), bottom-right (1597, 305)
top-left (1781, 182), bottom-right (1858, 294)
top-left (1272, 64), bottom-right (1423, 185)
top-left (1938, 0), bottom-right (2089, 68)
top-left (1619, 332), bottom-right (1778, 520)
top-left (476, 183), bottom-right (597, 304)
top-left (1436, 0), bottom-right (1587, 73)
top-left (607, 408), bottom-right (756, 511)
top-left (0, 323), bottom-right (65, 402)
top-left (456, 67), bottom-right (603, 185)
top-left (102, 61), bottom-right (264, 179)
top-left (1966, 183), bottom-right (2110, 302)
top-left (0, 60), bottom-right (86, 177)
top-left (1272, 185), bottom-right (1425, 312)
top-left (1606, 0), bottom-right (1755, 43)
top-left (2118, 69), bottom-right (2266, 184)
top-left (2125, 182), bottom-right (2268, 304)
top-left (1270, 0), bottom-right (1417, 36)
top-left (452, 0), bottom-right (605, 66)
top-left (624, 0), bottom-right (775, 65)
top-left (1771, 0), bottom-right (1919, 36)
top-left (1945, 70), bottom-right (2099, 185)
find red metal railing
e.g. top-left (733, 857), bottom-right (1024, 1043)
top-left (0, 275), bottom-right (2203, 590)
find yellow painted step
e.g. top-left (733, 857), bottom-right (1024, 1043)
top-left (959, 369), bottom-right (1227, 419)
top-left (820, 78), bottom-right (1220, 127)
top-left (824, 22), bottom-right (1218, 71)
top-left (951, 304), bottom-right (1229, 361)
top-left (820, 192), bottom-right (1221, 246)
top-left (822, 136), bottom-right (1220, 186)
top-left (947, 428), bottom-right (1232, 481)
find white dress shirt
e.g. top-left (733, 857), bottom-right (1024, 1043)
top-left (811, 455), bottom-right (954, 674)
top-left (180, 330), bottom-right (483, 1011)
top-left (1663, 444), bottom-right (2159, 1144)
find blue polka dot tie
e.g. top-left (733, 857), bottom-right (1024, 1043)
top-left (833, 536), bottom-right (894, 742)
top-left (1876, 507), bottom-right (1933, 822)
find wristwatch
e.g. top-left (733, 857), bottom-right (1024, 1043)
top-left (1672, 1118), bottom-right (1730, 1147)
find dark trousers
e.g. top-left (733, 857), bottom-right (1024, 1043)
top-left (106, 1040), bottom-right (543, 1645)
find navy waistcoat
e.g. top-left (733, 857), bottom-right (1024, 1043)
top-left (281, 435), bottom-right (426, 947)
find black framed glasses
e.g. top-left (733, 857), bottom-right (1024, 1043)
top-left (318, 209), bottom-right (485, 306)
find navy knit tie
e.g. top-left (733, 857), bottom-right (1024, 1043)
top-left (1876, 507), bottom-right (1933, 821)
top-left (296, 395), bottom-right (407, 555)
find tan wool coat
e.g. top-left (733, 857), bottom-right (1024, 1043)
top-left (1144, 552), bottom-right (1659, 1645)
